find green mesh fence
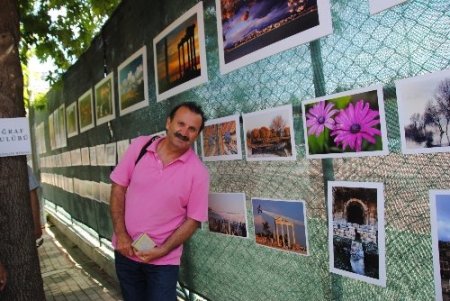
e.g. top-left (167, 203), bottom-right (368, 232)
top-left (32, 0), bottom-right (450, 300)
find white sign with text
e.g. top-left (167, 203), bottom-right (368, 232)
top-left (0, 118), bottom-right (32, 157)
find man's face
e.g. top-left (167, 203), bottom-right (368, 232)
top-left (165, 106), bottom-right (202, 152)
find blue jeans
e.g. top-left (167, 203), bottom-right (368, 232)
top-left (114, 251), bottom-right (179, 301)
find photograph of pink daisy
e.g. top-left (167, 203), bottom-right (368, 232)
top-left (302, 85), bottom-right (388, 159)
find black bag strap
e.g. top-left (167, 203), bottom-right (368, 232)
top-left (135, 135), bottom-right (160, 166)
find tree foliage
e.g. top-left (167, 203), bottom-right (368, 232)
top-left (19, 0), bottom-right (121, 84)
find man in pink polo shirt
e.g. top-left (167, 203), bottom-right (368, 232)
top-left (110, 102), bottom-right (209, 301)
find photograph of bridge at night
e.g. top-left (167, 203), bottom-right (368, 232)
top-left (252, 197), bottom-right (309, 255)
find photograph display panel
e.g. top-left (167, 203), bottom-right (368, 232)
top-left (368, 0), bottom-right (407, 14)
top-left (153, 2), bottom-right (208, 102)
top-left (95, 72), bottom-right (116, 125)
top-left (78, 89), bottom-right (95, 133)
top-left (201, 114), bottom-right (242, 161)
top-left (328, 181), bottom-right (386, 287)
top-left (243, 104), bottom-right (296, 161)
top-left (396, 68), bottom-right (450, 155)
top-left (35, 122), bottom-right (46, 154)
top-left (118, 46), bottom-right (149, 116)
top-left (430, 190), bottom-right (450, 301)
top-left (66, 102), bottom-right (78, 138)
top-left (48, 113), bottom-right (56, 150)
top-left (216, 0), bottom-right (332, 74)
top-left (251, 197), bottom-right (309, 255)
top-left (302, 85), bottom-right (388, 159)
top-left (55, 104), bottom-right (67, 148)
top-left (208, 192), bottom-right (248, 238)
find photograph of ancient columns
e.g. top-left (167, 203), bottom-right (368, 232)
top-left (251, 198), bottom-right (308, 255)
top-left (430, 190), bottom-right (450, 301)
top-left (328, 181), bottom-right (386, 287)
top-left (153, 2), bottom-right (208, 102)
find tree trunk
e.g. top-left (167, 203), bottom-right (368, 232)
top-left (0, 0), bottom-right (45, 300)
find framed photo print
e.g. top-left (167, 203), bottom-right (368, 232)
top-left (118, 46), bottom-right (149, 116)
top-left (251, 197), bottom-right (309, 255)
top-left (201, 114), bottom-right (242, 161)
top-left (66, 102), bottom-right (78, 138)
top-left (56, 104), bottom-right (67, 148)
top-left (48, 112), bottom-right (56, 150)
top-left (368, 0), bottom-right (407, 15)
top-left (396, 68), bottom-right (450, 155)
top-left (78, 89), bottom-right (95, 133)
top-left (95, 72), bottom-right (116, 125)
top-left (328, 181), bottom-right (386, 287)
top-left (208, 192), bottom-right (248, 238)
top-left (429, 190), bottom-right (450, 301)
top-left (302, 85), bottom-right (388, 159)
top-left (216, 0), bottom-right (332, 74)
top-left (153, 2), bottom-right (208, 102)
top-left (243, 104), bottom-right (296, 161)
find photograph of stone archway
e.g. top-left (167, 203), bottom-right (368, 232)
top-left (327, 181), bottom-right (386, 287)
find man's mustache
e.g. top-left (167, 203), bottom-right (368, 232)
top-left (175, 132), bottom-right (189, 141)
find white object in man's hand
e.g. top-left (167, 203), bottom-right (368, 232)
top-left (132, 233), bottom-right (156, 252)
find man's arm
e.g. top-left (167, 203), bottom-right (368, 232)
top-left (110, 182), bottom-right (134, 257)
top-left (30, 188), bottom-right (42, 239)
top-left (0, 262), bottom-right (7, 291)
top-left (135, 217), bottom-right (200, 262)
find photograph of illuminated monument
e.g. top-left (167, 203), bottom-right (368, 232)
top-left (216, 0), bottom-right (332, 74)
top-left (252, 198), bottom-right (308, 255)
top-left (328, 181), bottom-right (386, 287)
top-left (153, 2), bottom-right (208, 101)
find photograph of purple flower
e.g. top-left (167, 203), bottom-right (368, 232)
top-left (302, 85), bottom-right (388, 159)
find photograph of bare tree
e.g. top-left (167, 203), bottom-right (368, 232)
top-left (208, 193), bottom-right (248, 238)
top-left (252, 197), bottom-right (308, 255)
top-left (243, 104), bottom-right (296, 161)
top-left (153, 2), bottom-right (208, 102)
top-left (328, 181), bottom-right (386, 287)
top-left (396, 69), bottom-right (450, 155)
top-left (201, 114), bottom-right (242, 161)
top-left (430, 190), bottom-right (450, 301)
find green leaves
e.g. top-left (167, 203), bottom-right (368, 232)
top-left (19, 0), bottom-right (120, 83)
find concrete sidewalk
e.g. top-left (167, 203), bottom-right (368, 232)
top-left (39, 226), bottom-right (123, 301)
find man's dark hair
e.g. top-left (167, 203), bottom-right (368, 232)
top-left (168, 101), bottom-right (207, 132)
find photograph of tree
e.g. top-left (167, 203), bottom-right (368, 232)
top-left (243, 104), bottom-right (296, 161)
top-left (78, 89), bottom-right (94, 133)
top-left (396, 68), bottom-right (450, 155)
top-left (302, 85), bottom-right (388, 159)
top-left (216, 0), bottom-right (332, 74)
top-left (48, 113), bottom-right (55, 150)
top-left (56, 104), bottom-right (67, 148)
top-left (118, 46), bottom-right (149, 116)
top-left (201, 114), bottom-right (242, 161)
top-left (430, 190), bottom-right (450, 301)
top-left (66, 102), bottom-right (78, 138)
top-left (95, 72), bottom-right (115, 125)
top-left (368, 0), bottom-right (407, 15)
top-left (153, 2), bottom-right (208, 102)
top-left (208, 192), bottom-right (248, 238)
top-left (328, 181), bottom-right (386, 287)
top-left (252, 198), bottom-right (308, 255)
